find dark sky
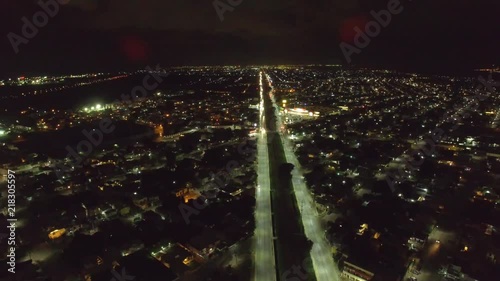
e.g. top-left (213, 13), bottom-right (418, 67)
top-left (2, 0), bottom-right (499, 76)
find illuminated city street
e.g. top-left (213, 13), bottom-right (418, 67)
top-left (1, 64), bottom-right (497, 281)
top-left (265, 73), bottom-right (341, 281)
top-left (253, 72), bottom-right (277, 281)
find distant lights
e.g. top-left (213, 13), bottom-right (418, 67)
top-left (84, 104), bottom-right (105, 112)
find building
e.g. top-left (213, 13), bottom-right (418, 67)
top-left (341, 261), bottom-right (374, 281)
top-left (444, 265), bottom-right (478, 281)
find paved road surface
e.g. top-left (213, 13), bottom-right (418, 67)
top-left (253, 72), bottom-right (277, 281)
top-left (265, 73), bottom-right (341, 281)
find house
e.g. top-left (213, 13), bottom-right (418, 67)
top-left (93, 251), bottom-right (178, 281)
top-left (341, 261), bottom-right (375, 281)
top-left (185, 228), bottom-right (221, 262)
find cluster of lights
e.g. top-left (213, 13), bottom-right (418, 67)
top-left (83, 104), bottom-right (104, 113)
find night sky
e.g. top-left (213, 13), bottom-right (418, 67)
top-left (2, 0), bottom-right (499, 76)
